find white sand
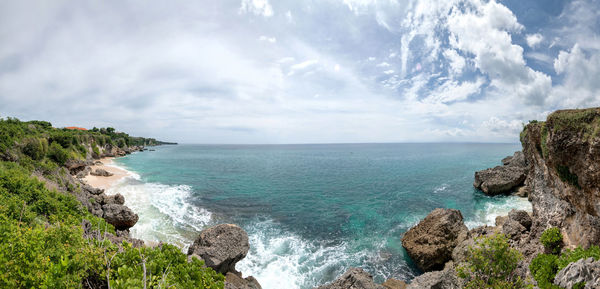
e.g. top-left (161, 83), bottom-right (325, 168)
top-left (83, 157), bottom-right (130, 190)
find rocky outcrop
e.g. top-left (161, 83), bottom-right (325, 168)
top-left (474, 165), bottom-right (527, 195)
top-left (554, 257), bottom-right (600, 289)
top-left (102, 204), bottom-right (139, 230)
top-left (90, 168), bottom-right (114, 177)
top-left (401, 208), bottom-right (468, 272)
top-left (521, 108), bottom-right (600, 248)
top-left (406, 267), bottom-right (460, 289)
top-left (316, 268), bottom-right (385, 289)
top-left (382, 279), bottom-right (407, 289)
top-left (188, 224), bottom-right (261, 289)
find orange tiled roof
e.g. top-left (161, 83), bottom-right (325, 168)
top-left (65, 126), bottom-right (88, 131)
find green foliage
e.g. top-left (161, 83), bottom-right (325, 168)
top-left (109, 243), bottom-right (225, 289)
top-left (556, 165), bottom-right (581, 189)
top-left (529, 254), bottom-right (560, 289)
top-left (557, 246), bottom-right (600, 270)
top-left (458, 233), bottom-right (532, 289)
top-left (22, 138), bottom-right (48, 160)
top-left (546, 108), bottom-right (600, 140)
top-left (573, 282), bottom-right (586, 289)
top-left (92, 143), bottom-right (101, 158)
top-left (48, 142), bottom-right (69, 165)
top-left (541, 227), bottom-right (563, 254)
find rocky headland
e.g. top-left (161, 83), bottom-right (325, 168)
top-left (321, 107), bottom-right (600, 289)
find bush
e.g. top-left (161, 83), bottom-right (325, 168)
top-left (557, 246), bottom-right (600, 269)
top-left (529, 254), bottom-right (560, 289)
top-left (108, 243), bottom-right (225, 289)
top-left (22, 138), bottom-right (47, 160)
top-left (541, 227), bottom-right (563, 254)
top-left (458, 233), bottom-right (532, 289)
top-left (47, 142), bottom-right (69, 165)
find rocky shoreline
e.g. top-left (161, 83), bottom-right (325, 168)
top-left (320, 108), bottom-right (600, 288)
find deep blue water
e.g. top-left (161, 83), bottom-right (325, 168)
top-left (109, 143), bottom-right (529, 288)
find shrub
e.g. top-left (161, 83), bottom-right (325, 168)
top-left (556, 165), bottom-right (581, 189)
top-left (22, 138), bottom-right (47, 160)
top-left (529, 254), bottom-right (560, 289)
top-left (458, 233), bottom-right (532, 289)
top-left (48, 142), bottom-right (69, 165)
top-left (557, 246), bottom-right (600, 270)
top-left (541, 227), bottom-right (563, 254)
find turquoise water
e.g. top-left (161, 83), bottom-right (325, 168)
top-left (108, 143), bottom-right (530, 288)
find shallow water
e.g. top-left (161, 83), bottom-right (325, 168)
top-left (107, 143), bottom-right (531, 288)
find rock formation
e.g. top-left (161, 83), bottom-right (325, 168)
top-left (102, 203), bottom-right (139, 230)
top-left (90, 168), bottom-right (114, 177)
top-left (401, 208), bottom-right (468, 272)
top-left (554, 257), bottom-right (600, 289)
top-left (521, 108), bottom-right (600, 248)
top-left (188, 224), bottom-right (261, 289)
top-left (316, 268), bottom-right (385, 289)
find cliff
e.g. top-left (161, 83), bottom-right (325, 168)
top-left (521, 108), bottom-right (600, 248)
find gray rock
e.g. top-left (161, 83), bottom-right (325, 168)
top-left (508, 209), bottom-right (532, 230)
top-left (187, 224), bottom-right (250, 274)
top-left (102, 193), bottom-right (125, 205)
top-left (502, 218), bottom-right (526, 240)
top-left (315, 268), bottom-right (385, 289)
top-left (382, 279), bottom-right (407, 289)
top-left (473, 165), bottom-right (527, 195)
top-left (102, 204), bottom-right (139, 230)
top-left (554, 257), bottom-right (600, 289)
top-left (506, 151), bottom-right (527, 167)
top-left (225, 272), bottom-right (262, 289)
top-left (90, 168), bottom-right (114, 177)
top-left (402, 208), bottom-right (468, 272)
top-left (407, 268), bottom-right (460, 289)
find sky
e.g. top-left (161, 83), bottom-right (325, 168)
top-left (0, 0), bottom-right (599, 144)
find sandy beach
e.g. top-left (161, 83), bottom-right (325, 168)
top-left (83, 157), bottom-right (130, 190)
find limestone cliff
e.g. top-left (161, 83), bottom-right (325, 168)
top-left (521, 107), bottom-right (600, 248)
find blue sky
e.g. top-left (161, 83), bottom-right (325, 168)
top-left (0, 0), bottom-right (599, 143)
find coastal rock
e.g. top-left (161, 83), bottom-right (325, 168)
top-left (382, 279), bottom-right (407, 289)
top-left (553, 257), bottom-right (600, 289)
top-left (65, 159), bottom-right (88, 175)
top-left (502, 218), bottom-right (526, 240)
top-left (521, 109), bottom-right (600, 247)
top-left (406, 268), bottom-right (459, 289)
top-left (90, 168), bottom-right (114, 177)
top-left (508, 209), bottom-right (532, 230)
top-left (503, 151), bottom-right (527, 167)
top-left (473, 165), bottom-right (527, 195)
top-left (315, 268), bottom-right (385, 289)
top-left (187, 224), bottom-right (249, 274)
top-left (76, 166), bottom-right (91, 178)
top-left (102, 204), bottom-right (139, 230)
top-left (401, 208), bottom-right (468, 272)
top-left (102, 193), bottom-right (125, 205)
top-left (225, 272), bottom-right (262, 289)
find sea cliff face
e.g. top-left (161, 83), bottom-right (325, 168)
top-left (521, 108), bottom-right (600, 248)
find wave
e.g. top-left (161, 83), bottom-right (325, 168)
top-left (465, 195), bottom-right (532, 229)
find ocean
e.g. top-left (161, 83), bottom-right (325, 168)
top-left (105, 143), bottom-right (531, 288)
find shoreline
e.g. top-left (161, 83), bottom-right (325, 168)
top-left (83, 157), bottom-right (131, 190)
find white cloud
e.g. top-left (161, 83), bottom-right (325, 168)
top-left (240, 0), bottom-right (273, 17)
top-left (442, 49), bottom-right (466, 74)
top-left (259, 35), bottom-right (277, 43)
top-left (425, 78), bottom-right (484, 104)
top-left (376, 62), bottom-right (390, 67)
top-left (482, 116), bottom-right (523, 135)
top-left (383, 69), bottom-right (394, 75)
top-left (550, 44), bottom-right (600, 108)
top-left (526, 33), bottom-right (543, 48)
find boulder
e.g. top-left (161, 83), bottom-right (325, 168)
top-left (102, 193), bottom-right (125, 205)
top-left (91, 168), bottom-right (114, 177)
top-left (406, 268), bottom-right (460, 289)
top-left (225, 272), bottom-right (262, 289)
top-left (501, 218), bottom-right (526, 240)
top-left (315, 268), bottom-right (385, 289)
top-left (508, 209), bottom-right (532, 230)
top-left (554, 257), bottom-right (600, 289)
top-left (504, 151), bottom-right (527, 167)
top-left (473, 165), bottom-right (527, 195)
top-left (65, 159), bottom-right (88, 175)
top-left (402, 208), bottom-right (468, 272)
top-left (382, 278), bottom-right (407, 289)
top-left (102, 204), bottom-right (138, 230)
top-left (187, 224), bottom-right (250, 274)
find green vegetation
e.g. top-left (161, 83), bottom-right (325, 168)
top-left (0, 161), bottom-right (223, 288)
top-left (530, 226), bottom-right (600, 289)
top-left (546, 108), bottom-right (600, 140)
top-left (0, 117), bottom-right (217, 288)
top-left (556, 165), bottom-right (581, 189)
top-left (458, 233), bottom-right (532, 289)
top-left (541, 227), bottom-right (563, 254)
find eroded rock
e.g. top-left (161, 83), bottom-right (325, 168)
top-left (102, 204), bottom-right (138, 230)
top-left (401, 208), bottom-right (468, 272)
top-left (315, 268), bottom-right (385, 289)
top-left (187, 224), bottom-right (250, 274)
top-left (554, 257), bottom-right (600, 289)
top-left (474, 165), bottom-right (527, 195)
